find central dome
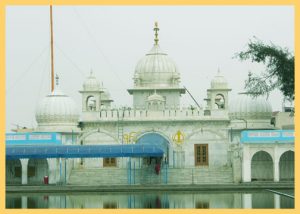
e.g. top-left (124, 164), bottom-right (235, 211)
top-left (134, 45), bottom-right (180, 88)
top-left (133, 23), bottom-right (180, 88)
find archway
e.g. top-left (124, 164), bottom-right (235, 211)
top-left (28, 159), bottom-right (49, 184)
top-left (79, 130), bottom-right (119, 168)
top-left (6, 159), bottom-right (22, 184)
top-left (136, 132), bottom-right (170, 165)
top-left (279, 150), bottom-right (294, 181)
top-left (86, 96), bottom-right (96, 111)
top-left (251, 151), bottom-right (273, 181)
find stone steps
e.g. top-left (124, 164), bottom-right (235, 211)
top-left (165, 166), bottom-right (233, 184)
top-left (68, 166), bottom-right (233, 185)
top-left (68, 168), bottom-right (128, 185)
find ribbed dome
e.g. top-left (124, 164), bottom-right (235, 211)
top-left (83, 71), bottom-right (100, 91)
top-left (35, 87), bottom-right (79, 125)
top-left (229, 93), bottom-right (272, 120)
top-left (147, 91), bottom-right (165, 102)
top-left (134, 45), bottom-right (180, 87)
top-left (211, 70), bottom-right (228, 89)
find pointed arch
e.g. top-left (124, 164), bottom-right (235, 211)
top-left (77, 129), bottom-right (119, 144)
top-left (279, 150), bottom-right (294, 181)
top-left (251, 151), bottom-right (273, 181)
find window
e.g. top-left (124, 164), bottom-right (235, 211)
top-left (194, 144), bottom-right (208, 166)
top-left (103, 158), bottom-right (117, 167)
top-left (215, 94), bottom-right (225, 109)
top-left (86, 96), bottom-right (96, 111)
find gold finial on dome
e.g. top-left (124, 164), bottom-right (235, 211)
top-left (153, 21), bottom-right (159, 45)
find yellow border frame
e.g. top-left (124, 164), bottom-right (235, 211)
top-left (0, 0), bottom-right (298, 213)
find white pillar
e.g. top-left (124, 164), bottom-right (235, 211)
top-left (274, 194), bottom-right (280, 209)
top-left (242, 147), bottom-right (251, 182)
top-left (20, 159), bottom-right (29, 185)
top-left (274, 160), bottom-right (280, 182)
top-left (273, 147), bottom-right (280, 182)
top-left (242, 194), bottom-right (252, 208)
top-left (21, 196), bottom-right (27, 208)
top-left (47, 158), bottom-right (57, 184)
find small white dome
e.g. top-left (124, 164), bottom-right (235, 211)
top-left (147, 91), bottom-right (165, 102)
top-left (134, 45), bottom-right (180, 87)
top-left (83, 71), bottom-right (100, 91)
top-left (35, 87), bottom-right (79, 125)
top-left (229, 93), bottom-right (272, 120)
top-left (211, 70), bottom-right (228, 89)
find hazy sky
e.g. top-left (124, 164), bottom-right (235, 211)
top-left (6, 6), bottom-right (294, 132)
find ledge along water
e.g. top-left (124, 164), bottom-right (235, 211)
top-left (6, 182), bottom-right (294, 193)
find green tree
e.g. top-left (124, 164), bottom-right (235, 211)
top-left (235, 38), bottom-right (294, 101)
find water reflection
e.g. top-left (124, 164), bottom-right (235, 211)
top-left (6, 190), bottom-right (294, 209)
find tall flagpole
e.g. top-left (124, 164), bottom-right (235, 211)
top-left (50, 5), bottom-right (54, 92)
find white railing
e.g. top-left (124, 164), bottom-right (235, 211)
top-left (81, 108), bottom-right (229, 121)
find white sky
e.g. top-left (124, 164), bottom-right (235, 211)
top-left (6, 6), bottom-right (294, 132)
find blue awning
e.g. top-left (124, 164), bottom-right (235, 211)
top-left (6, 144), bottom-right (164, 160)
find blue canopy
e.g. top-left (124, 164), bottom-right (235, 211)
top-left (6, 144), bottom-right (164, 160)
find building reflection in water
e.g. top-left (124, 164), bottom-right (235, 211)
top-left (6, 191), bottom-right (294, 209)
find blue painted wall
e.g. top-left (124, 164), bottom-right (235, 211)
top-left (6, 132), bottom-right (62, 145)
top-left (241, 130), bottom-right (294, 143)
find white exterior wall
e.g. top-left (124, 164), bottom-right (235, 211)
top-left (78, 120), bottom-right (230, 169)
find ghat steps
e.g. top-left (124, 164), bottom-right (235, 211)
top-left (68, 166), bottom-right (233, 185)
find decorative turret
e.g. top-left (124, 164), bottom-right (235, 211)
top-left (80, 70), bottom-right (113, 112)
top-left (205, 69), bottom-right (231, 110)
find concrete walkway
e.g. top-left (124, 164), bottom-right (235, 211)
top-left (6, 182), bottom-right (294, 193)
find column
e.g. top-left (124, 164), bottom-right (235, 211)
top-left (242, 194), bottom-right (252, 208)
top-left (20, 159), bottom-right (29, 185)
top-left (242, 147), bottom-right (251, 182)
top-left (274, 194), bottom-right (280, 209)
top-left (47, 158), bottom-right (57, 184)
top-left (273, 147), bottom-right (280, 182)
top-left (273, 160), bottom-right (279, 182)
top-left (21, 196), bottom-right (27, 209)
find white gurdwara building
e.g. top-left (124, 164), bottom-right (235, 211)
top-left (6, 23), bottom-right (294, 186)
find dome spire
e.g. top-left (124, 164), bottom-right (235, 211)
top-left (153, 21), bottom-right (159, 45)
top-left (90, 68), bottom-right (94, 77)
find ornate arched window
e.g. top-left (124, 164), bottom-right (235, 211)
top-left (215, 94), bottom-right (225, 109)
top-left (86, 96), bottom-right (96, 111)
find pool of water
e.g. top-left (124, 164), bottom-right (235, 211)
top-left (6, 189), bottom-right (294, 209)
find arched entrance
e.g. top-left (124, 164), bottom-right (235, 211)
top-left (136, 132), bottom-right (170, 163)
top-left (136, 132), bottom-right (170, 184)
top-left (28, 159), bottom-right (49, 184)
top-left (279, 151), bottom-right (294, 181)
top-left (251, 151), bottom-right (273, 181)
top-left (6, 159), bottom-right (22, 184)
